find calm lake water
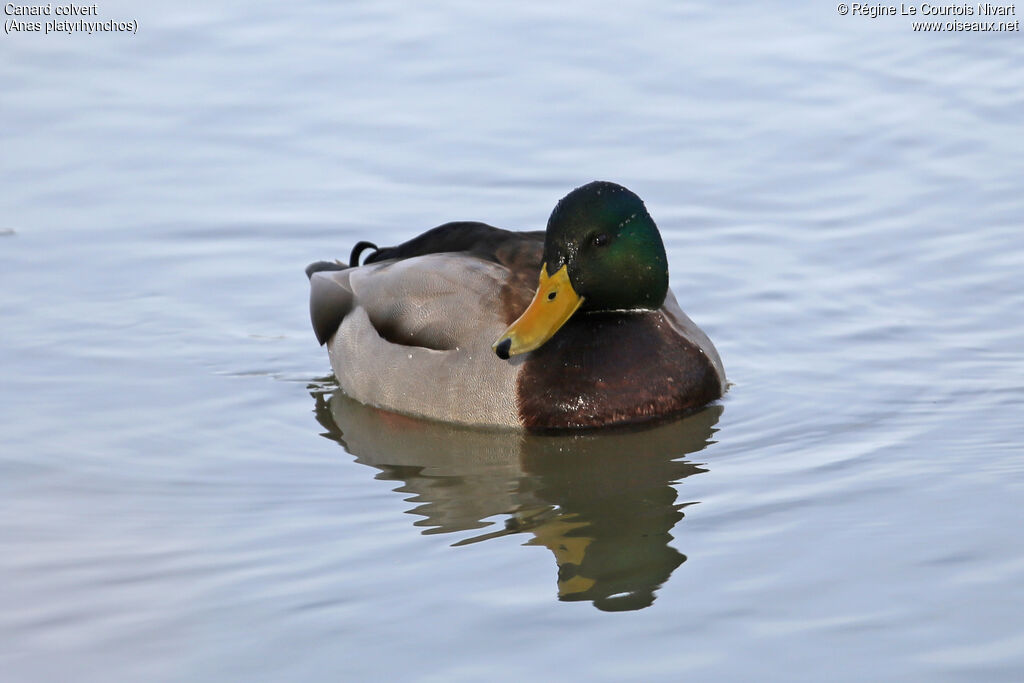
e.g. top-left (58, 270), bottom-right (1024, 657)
top-left (2, 1), bottom-right (1023, 680)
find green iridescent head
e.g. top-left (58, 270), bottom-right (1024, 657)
top-left (542, 181), bottom-right (669, 312)
top-left (493, 181), bottom-right (670, 359)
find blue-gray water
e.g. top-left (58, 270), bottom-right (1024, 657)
top-left (2, 2), bottom-right (1023, 680)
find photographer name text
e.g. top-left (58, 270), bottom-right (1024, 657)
top-left (837, 3), bottom-right (1018, 30)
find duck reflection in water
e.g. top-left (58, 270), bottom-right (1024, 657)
top-left (311, 388), bottom-right (721, 612)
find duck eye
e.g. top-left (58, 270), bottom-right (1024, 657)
top-left (591, 233), bottom-right (609, 247)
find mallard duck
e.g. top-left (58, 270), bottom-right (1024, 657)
top-left (306, 181), bottom-right (725, 430)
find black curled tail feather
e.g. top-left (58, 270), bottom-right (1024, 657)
top-left (349, 241), bottom-right (379, 267)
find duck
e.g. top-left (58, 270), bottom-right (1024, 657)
top-left (306, 181), bottom-right (725, 431)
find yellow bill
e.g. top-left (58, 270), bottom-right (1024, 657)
top-left (492, 263), bottom-right (584, 359)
